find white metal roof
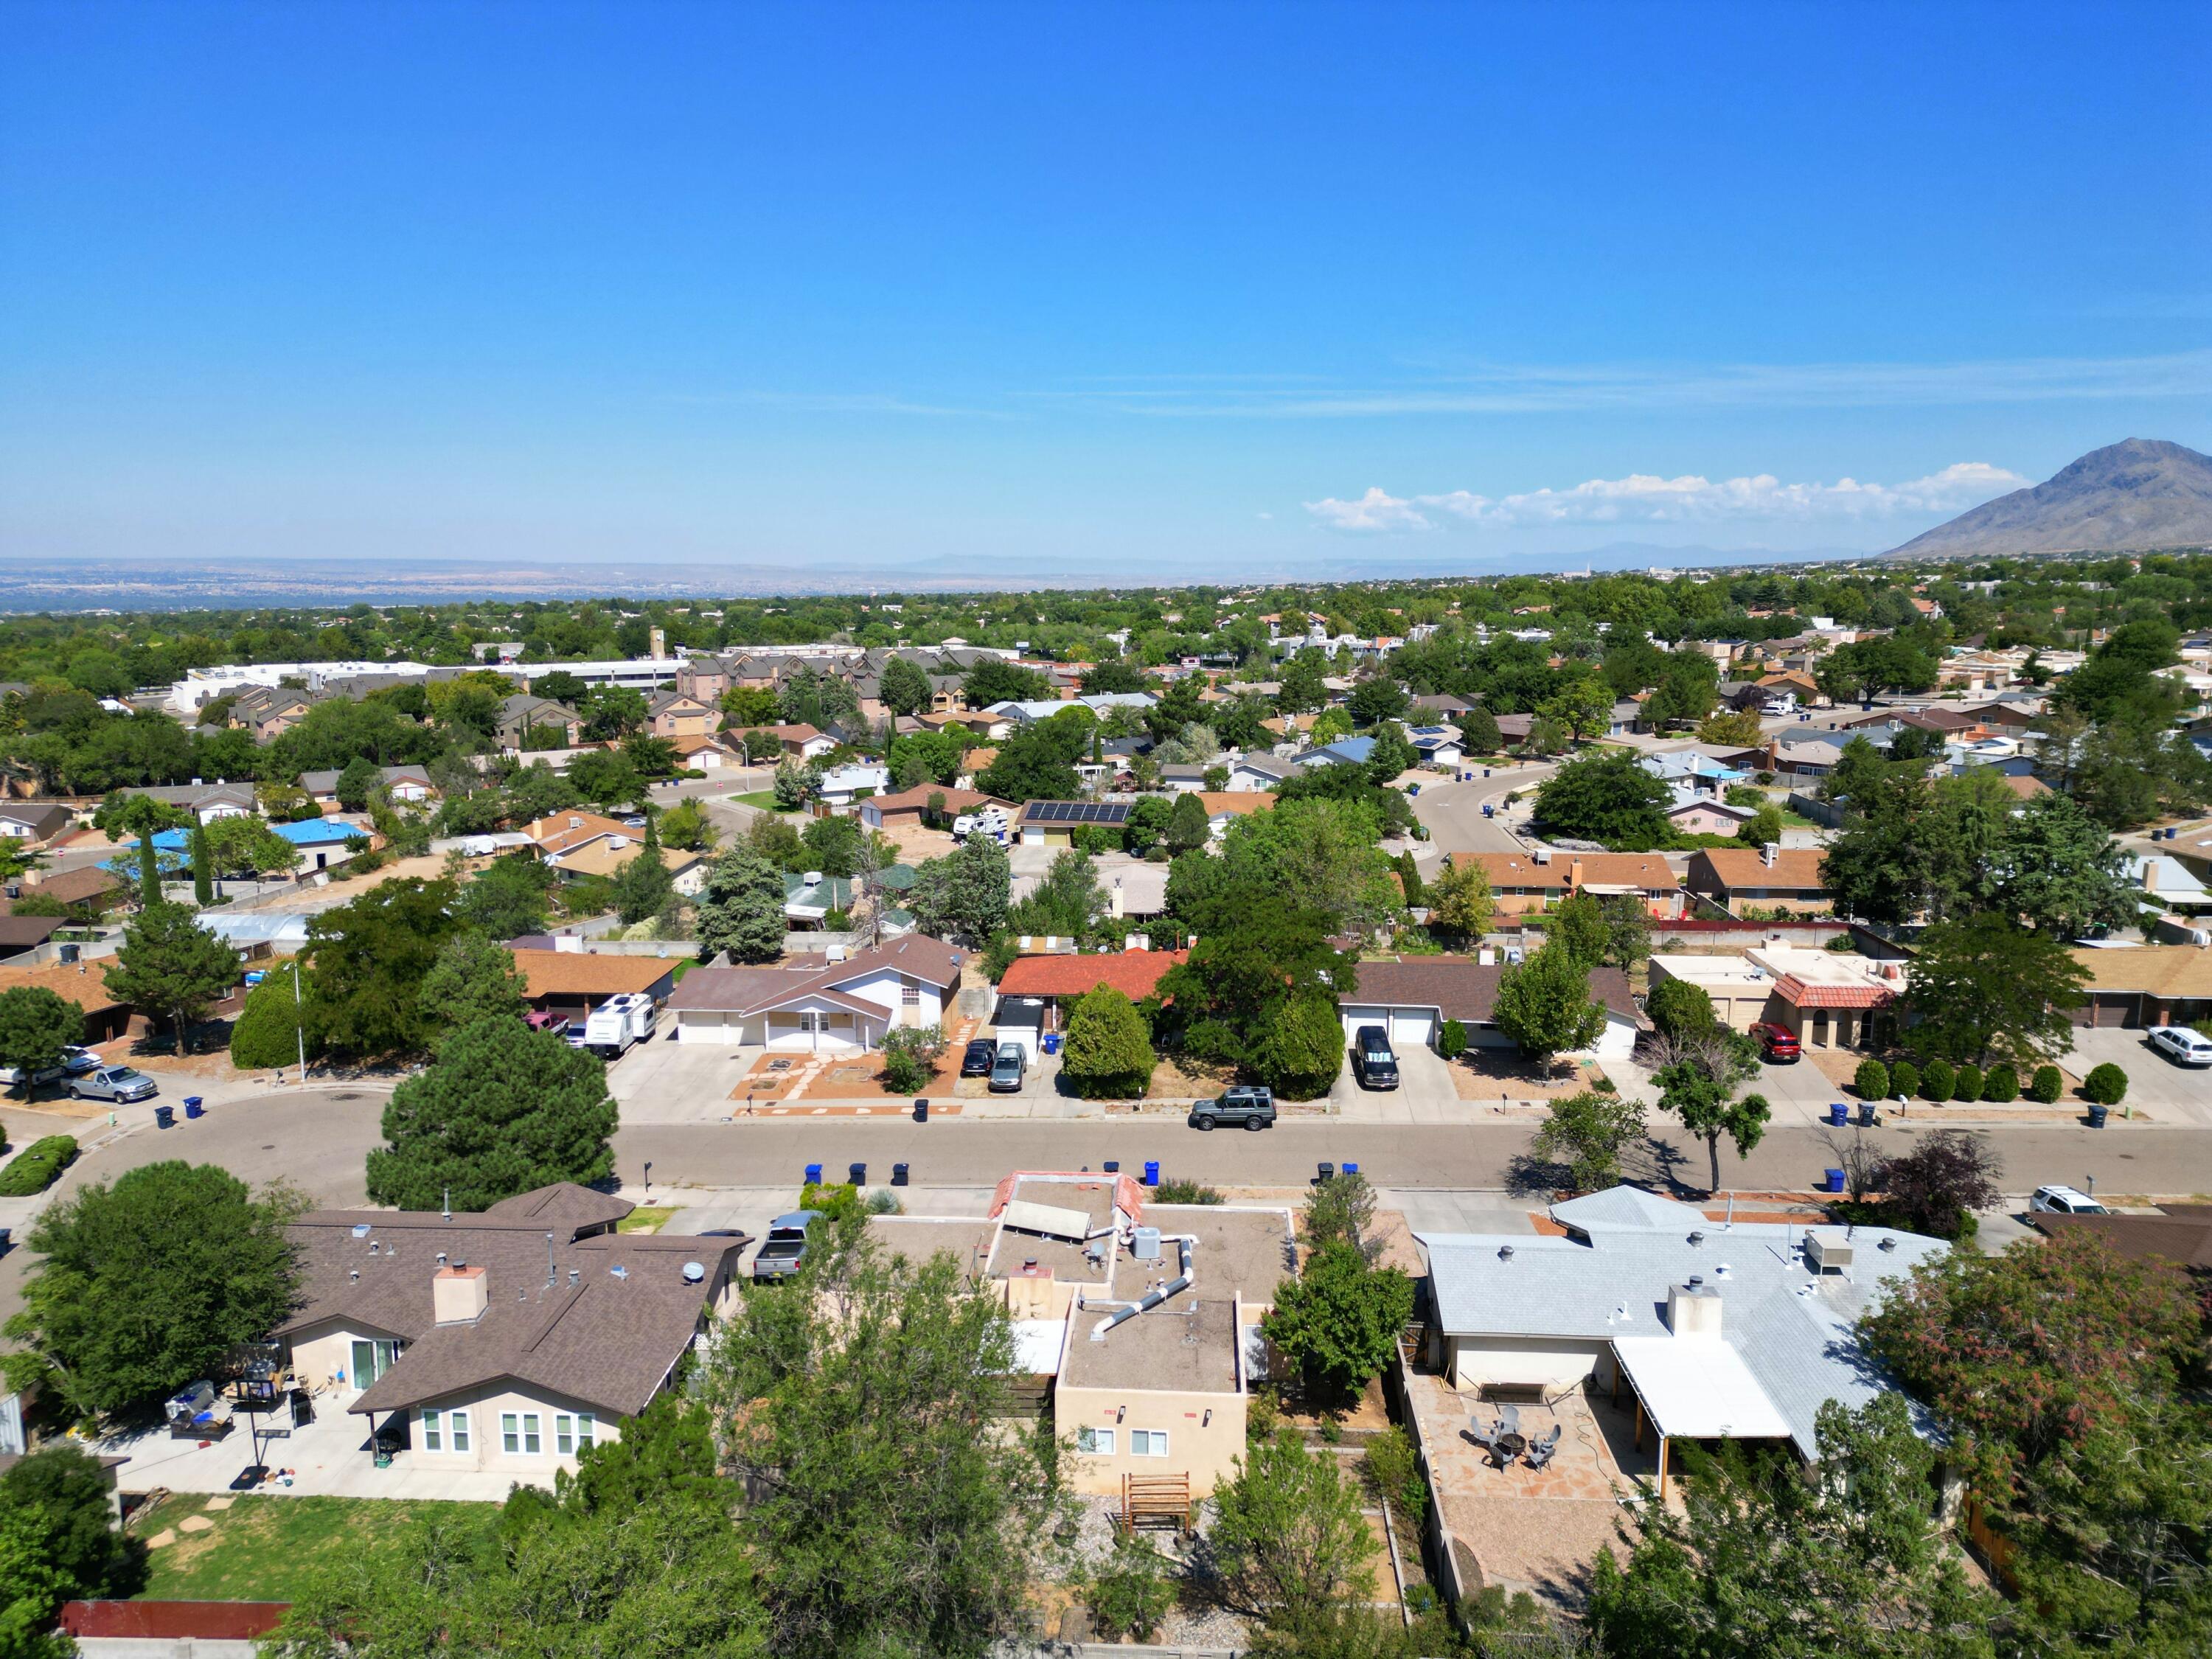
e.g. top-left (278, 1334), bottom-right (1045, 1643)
top-left (999, 1199), bottom-right (1093, 1242)
top-left (1012, 1318), bottom-right (1065, 1376)
top-left (1613, 1335), bottom-right (1791, 1440)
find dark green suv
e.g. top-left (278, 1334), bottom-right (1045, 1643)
top-left (1189, 1086), bottom-right (1276, 1131)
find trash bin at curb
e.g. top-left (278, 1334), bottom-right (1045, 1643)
top-left (913, 1099), bottom-right (928, 1122)
top-left (804, 1162), bottom-right (822, 1186)
top-left (1827, 1102), bottom-right (1848, 1127)
top-left (1142, 1161), bottom-right (1159, 1186)
top-left (2088, 1104), bottom-right (2110, 1128)
top-left (154, 1105), bottom-right (175, 1130)
top-left (849, 1161), bottom-right (866, 1186)
top-left (1823, 1168), bottom-right (1846, 1193)
top-left (891, 1163), bottom-right (908, 1187)
top-left (184, 1096), bottom-right (205, 1119)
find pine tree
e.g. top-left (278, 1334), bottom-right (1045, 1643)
top-left (190, 823), bottom-right (213, 906)
top-left (366, 1018), bottom-right (616, 1211)
top-left (104, 900), bottom-right (237, 1054)
top-left (612, 813), bottom-right (675, 924)
top-left (695, 846), bottom-right (789, 964)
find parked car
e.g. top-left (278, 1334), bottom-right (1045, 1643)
top-left (2029, 1184), bottom-right (2108, 1216)
top-left (1750, 1022), bottom-right (1801, 1063)
top-left (69, 1065), bottom-right (159, 1105)
top-left (989, 1047), bottom-right (1027, 1093)
top-left (525, 1012), bottom-right (571, 1041)
top-left (1350, 1025), bottom-right (1399, 1090)
top-left (1189, 1086), bottom-right (1277, 1131)
top-left (751, 1211), bottom-right (821, 1280)
top-left (960, 1038), bottom-right (999, 1077)
top-left (2148, 1025), bottom-right (2212, 1068)
top-left (0, 1046), bottom-right (102, 1088)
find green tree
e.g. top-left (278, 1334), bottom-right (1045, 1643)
top-left (418, 931), bottom-right (530, 1042)
top-left (976, 718), bottom-right (1085, 803)
top-left (1304, 1169), bottom-right (1382, 1265)
top-left (190, 821), bottom-right (212, 905)
top-left (702, 1219), bottom-right (1064, 1658)
top-left (877, 655), bottom-right (933, 718)
top-left (268, 1503), bottom-right (767, 1659)
top-left (366, 1018), bottom-right (616, 1211)
top-left (204, 814), bottom-right (302, 879)
top-left (1645, 975), bottom-right (1715, 1038)
top-left (1455, 704), bottom-right (1503, 754)
top-left (1262, 1242), bottom-right (1415, 1403)
top-left (1696, 708), bottom-right (1764, 746)
top-left (1902, 911), bottom-right (2087, 1063)
top-left (1121, 793), bottom-right (1172, 854)
top-left (1152, 910), bottom-right (1356, 1099)
top-left (1534, 751), bottom-right (1672, 849)
top-left (1060, 985), bottom-right (1155, 1099)
top-left (1651, 1029), bottom-right (1770, 1193)
top-left (879, 1024), bottom-right (947, 1093)
top-left (771, 759), bottom-right (816, 810)
top-left (456, 854), bottom-right (556, 939)
top-left (1250, 991), bottom-right (1347, 1099)
top-left (1165, 791), bottom-right (1211, 855)
top-left (1081, 1532), bottom-right (1178, 1642)
top-left (0, 987), bottom-right (83, 1097)
top-left (91, 793), bottom-right (190, 903)
top-left (303, 878), bottom-right (460, 1060)
top-left (229, 971), bottom-right (319, 1071)
top-left (657, 796), bottom-right (719, 852)
top-left (1879, 1128), bottom-right (2000, 1240)
top-left (1529, 1088), bottom-right (1648, 1193)
top-left (1209, 1429), bottom-right (1378, 1632)
top-left (1540, 675), bottom-right (1613, 743)
top-left (695, 847), bottom-right (789, 964)
top-left (1, 1161), bottom-right (299, 1422)
top-left (1587, 1394), bottom-right (1997, 1659)
top-left (961, 658), bottom-right (1054, 707)
top-left (334, 755), bottom-right (382, 812)
top-left (1994, 792), bottom-right (2138, 938)
top-left (611, 815), bottom-right (676, 925)
top-left (0, 1446), bottom-right (147, 1601)
top-left (906, 835), bottom-right (1011, 946)
top-left (0, 1506), bottom-right (75, 1659)
top-left (1490, 943), bottom-right (1604, 1075)
top-left (1547, 891), bottom-right (1610, 969)
top-left (103, 899), bottom-right (237, 1053)
top-left (1426, 857), bottom-right (1494, 941)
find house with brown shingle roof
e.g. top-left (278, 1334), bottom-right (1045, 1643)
top-left (664, 933), bottom-right (967, 1051)
top-left (858, 784), bottom-right (1014, 830)
top-left (509, 950), bottom-right (679, 1025)
top-left (2069, 945), bottom-right (2212, 1029)
top-left (1685, 845), bottom-right (1833, 916)
top-left (277, 1184), bottom-right (749, 1481)
top-left (1338, 956), bottom-right (1641, 1059)
top-left (1448, 851), bottom-right (1686, 919)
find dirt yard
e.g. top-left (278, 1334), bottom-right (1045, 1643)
top-left (1448, 1050), bottom-right (1612, 1102)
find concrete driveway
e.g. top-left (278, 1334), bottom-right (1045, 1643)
top-left (1326, 1037), bottom-right (1461, 1116)
top-left (2065, 1027), bottom-right (2212, 1127)
top-left (610, 1034), bottom-right (768, 1123)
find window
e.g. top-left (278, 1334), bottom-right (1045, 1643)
top-left (1076, 1426), bottom-right (1116, 1455)
top-left (557, 1414), bottom-right (594, 1455)
top-left (1130, 1430), bottom-right (1170, 1457)
top-left (420, 1410), bottom-right (442, 1452)
top-left (577, 1413), bottom-right (594, 1450)
top-left (502, 1413), bottom-right (520, 1453)
top-left (450, 1411), bottom-right (470, 1453)
top-left (902, 979), bottom-right (921, 1006)
top-left (349, 1338), bottom-right (400, 1387)
top-left (523, 1413), bottom-right (541, 1454)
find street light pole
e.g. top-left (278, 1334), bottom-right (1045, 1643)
top-left (290, 959), bottom-right (307, 1085)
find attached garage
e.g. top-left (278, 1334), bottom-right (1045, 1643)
top-left (1389, 1006), bottom-right (1438, 1047)
top-left (1339, 957), bottom-right (1644, 1060)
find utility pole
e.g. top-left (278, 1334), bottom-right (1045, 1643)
top-left (289, 958), bottom-right (307, 1084)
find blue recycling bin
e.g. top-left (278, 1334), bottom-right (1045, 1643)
top-left (153, 1105), bottom-right (175, 1130)
top-left (1827, 1102), bottom-right (1848, 1127)
top-left (184, 1096), bottom-right (204, 1119)
top-left (1342, 1161), bottom-right (1359, 1176)
top-left (804, 1162), bottom-right (822, 1186)
top-left (1102, 1160), bottom-right (1119, 1174)
top-left (1142, 1161), bottom-right (1159, 1186)
top-left (1823, 1168), bottom-right (1846, 1193)
top-left (1041, 1032), bottom-right (1061, 1055)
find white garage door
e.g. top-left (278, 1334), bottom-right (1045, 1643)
top-left (1341, 1006), bottom-right (1388, 1045)
top-left (1389, 1008), bottom-right (1438, 1047)
top-left (677, 1012), bottom-right (741, 1045)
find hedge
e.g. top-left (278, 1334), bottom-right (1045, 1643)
top-left (0, 1134), bottom-right (78, 1197)
top-left (1889, 1060), bottom-right (1920, 1099)
top-left (1919, 1058), bottom-right (1955, 1103)
top-left (1983, 1064), bottom-right (2020, 1104)
top-left (1438, 1020), bottom-right (1469, 1060)
top-left (1853, 1060), bottom-right (1890, 1100)
top-left (2028, 1065), bottom-right (2064, 1104)
top-left (1952, 1064), bottom-right (1984, 1103)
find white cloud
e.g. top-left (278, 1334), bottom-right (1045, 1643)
top-left (1301, 487), bottom-right (1436, 532)
top-left (1305, 462), bottom-right (2027, 533)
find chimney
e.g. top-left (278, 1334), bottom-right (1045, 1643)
top-left (434, 1264), bottom-right (489, 1325)
top-left (1666, 1281), bottom-right (1724, 1338)
top-left (1568, 858), bottom-right (1585, 890)
top-left (2143, 858), bottom-right (2159, 896)
top-left (1761, 841), bottom-right (1780, 867)
top-left (1110, 877), bottom-right (1125, 920)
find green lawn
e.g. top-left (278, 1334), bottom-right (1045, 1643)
top-left (670, 956), bottom-right (700, 984)
top-left (733, 790), bottom-right (779, 810)
top-left (617, 1204), bottom-right (680, 1233)
top-left (136, 1495), bottom-right (501, 1602)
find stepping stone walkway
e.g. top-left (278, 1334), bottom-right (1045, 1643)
top-left (204, 1497), bottom-right (234, 1512)
top-left (145, 1529), bottom-right (176, 1550)
top-left (178, 1514), bottom-right (215, 1534)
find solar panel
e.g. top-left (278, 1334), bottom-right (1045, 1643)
top-left (1023, 799), bottom-right (1130, 824)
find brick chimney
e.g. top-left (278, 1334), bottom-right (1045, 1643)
top-left (433, 1264), bottom-right (488, 1325)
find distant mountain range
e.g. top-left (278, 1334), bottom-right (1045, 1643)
top-left (1887, 438), bottom-right (2212, 559)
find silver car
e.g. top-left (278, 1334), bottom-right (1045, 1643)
top-left (988, 1047), bottom-right (1027, 1093)
top-left (69, 1066), bottom-right (158, 1105)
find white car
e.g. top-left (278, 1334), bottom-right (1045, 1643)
top-left (2148, 1025), bottom-right (2212, 1068)
top-left (2028, 1184), bottom-right (2108, 1216)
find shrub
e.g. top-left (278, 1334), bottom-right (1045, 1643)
top-left (1889, 1060), bottom-right (1919, 1099)
top-left (879, 1023), bottom-right (947, 1094)
top-left (229, 974), bottom-right (319, 1070)
top-left (1854, 1059), bottom-right (1891, 1100)
top-left (1952, 1063), bottom-right (1983, 1103)
top-left (0, 1134), bottom-right (76, 1197)
top-left (2083, 1062), bottom-right (2129, 1106)
top-left (2028, 1063), bottom-right (2065, 1103)
top-left (1082, 1533), bottom-right (1177, 1641)
top-left (1365, 1425), bottom-right (1427, 1527)
top-left (1437, 1019), bottom-right (1469, 1060)
top-left (1982, 1063), bottom-right (2019, 1103)
top-left (1918, 1058), bottom-right (1955, 1102)
top-left (1151, 1178), bottom-right (1224, 1205)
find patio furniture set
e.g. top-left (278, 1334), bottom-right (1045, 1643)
top-left (1466, 1403), bottom-right (1562, 1470)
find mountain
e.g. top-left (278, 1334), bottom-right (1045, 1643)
top-left (1887, 438), bottom-right (2212, 559)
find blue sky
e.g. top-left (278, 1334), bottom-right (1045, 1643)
top-left (3, 1), bottom-right (2208, 582)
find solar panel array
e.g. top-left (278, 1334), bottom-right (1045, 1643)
top-left (1023, 799), bottom-right (1131, 824)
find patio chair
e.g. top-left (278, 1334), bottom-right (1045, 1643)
top-left (1498, 1403), bottom-right (1521, 1439)
top-left (1523, 1424), bottom-right (1563, 1472)
top-left (1465, 1416), bottom-right (1501, 1456)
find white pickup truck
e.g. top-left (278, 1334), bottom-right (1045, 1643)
top-left (580, 992), bottom-right (657, 1058)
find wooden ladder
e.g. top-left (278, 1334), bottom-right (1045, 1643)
top-left (1119, 1471), bottom-right (1192, 1534)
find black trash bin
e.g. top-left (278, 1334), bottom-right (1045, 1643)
top-left (2087, 1104), bottom-right (2110, 1128)
top-left (913, 1099), bottom-right (928, 1122)
top-left (153, 1105), bottom-right (175, 1130)
top-left (1102, 1160), bottom-right (1120, 1174)
top-left (891, 1162), bottom-right (909, 1187)
top-left (1316, 1162), bottom-right (1335, 1183)
top-left (849, 1161), bottom-right (867, 1186)
top-left (1857, 1102), bottom-right (1878, 1127)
